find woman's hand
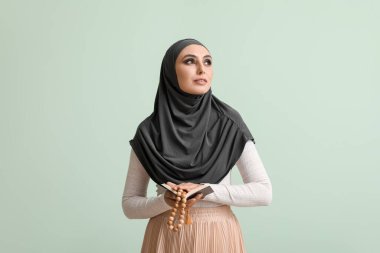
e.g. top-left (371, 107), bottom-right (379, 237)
top-left (178, 182), bottom-right (204, 208)
top-left (185, 193), bottom-right (203, 208)
top-left (164, 181), bottom-right (179, 207)
top-left (163, 181), bottom-right (204, 208)
top-left (177, 182), bottom-right (202, 192)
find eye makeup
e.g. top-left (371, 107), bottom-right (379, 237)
top-left (183, 57), bottom-right (212, 65)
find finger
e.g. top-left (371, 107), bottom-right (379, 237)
top-left (179, 182), bottom-right (197, 188)
top-left (178, 183), bottom-right (198, 192)
top-left (165, 199), bottom-right (176, 207)
top-left (184, 183), bottom-right (205, 191)
top-left (179, 182), bottom-right (192, 186)
top-left (164, 191), bottom-right (177, 200)
top-left (187, 193), bottom-right (203, 202)
top-left (166, 181), bottom-right (178, 191)
top-left (194, 193), bottom-right (203, 200)
top-left (186, 198), bottom-right (196, 208)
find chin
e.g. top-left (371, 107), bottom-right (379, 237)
top-left (192, 87), bottom-right (210, 95)
top-left (180, 84), bottom-right (211, 95)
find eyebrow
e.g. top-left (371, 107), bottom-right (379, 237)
top-left (181, 54), bottom-right (212, 60)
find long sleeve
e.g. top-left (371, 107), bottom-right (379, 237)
top-left (122, 149), bottom-right (171, 219)
top-left (122, 140), bottom-right (272, 218)
top-left (202, 140), bottom-right (272, 207)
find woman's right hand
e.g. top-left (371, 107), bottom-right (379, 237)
top-left (163, 181), bottom-right (204, 208)
top-left (164, 181), bottom-right (179, 207)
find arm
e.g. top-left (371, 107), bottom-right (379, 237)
top-left (203, 140), bottom-right (272, 207)
top-left (121, 149), bottom-right (171, 219)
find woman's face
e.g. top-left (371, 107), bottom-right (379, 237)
top-left (175, 44), bottom-right (213, 95)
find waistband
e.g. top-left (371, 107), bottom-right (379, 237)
top-left (158, 205), bottom-right (235, 222)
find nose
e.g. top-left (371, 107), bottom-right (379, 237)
top-left (197, 62), bottom-right (205, 75)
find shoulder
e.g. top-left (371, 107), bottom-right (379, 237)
top-left (213, 95), bottom-right (255, 143)
top-left (242, 140), bottom-right (256, 154)
top-left (212, 95), bottom-right (245, 127)
top-left (131, 113), bottom-right (154, 139)
top-left (236, 140), bottom-right (257, 166)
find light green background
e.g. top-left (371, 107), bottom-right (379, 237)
top-left (1, 0), bottom-right (379, 252)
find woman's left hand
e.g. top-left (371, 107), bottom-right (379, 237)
top-left (177, 182), bottom-right (205, 208)
top-left (177, 182), bottom-right (203, 193)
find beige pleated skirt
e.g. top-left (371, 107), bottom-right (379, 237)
top-left (141, 205), bottom-right (246, 253)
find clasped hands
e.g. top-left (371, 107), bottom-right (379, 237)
top-left (164, 181), bottom-right (204, 208)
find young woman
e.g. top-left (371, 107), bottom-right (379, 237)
top-left (122, 38), bottom-right (272, 253)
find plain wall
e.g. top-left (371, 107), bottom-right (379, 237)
top-left (1, 0), bottom-right (379, 252)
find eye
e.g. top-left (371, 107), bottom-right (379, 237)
top-left (204, 59), bottom-right (212, 65)
top-left (184, 58), bottom-right (195, 64)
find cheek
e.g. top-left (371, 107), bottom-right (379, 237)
top-left (178, 69), bottom-right (191, 82)
top-left (208, 70), bottom-right (213, 81)
top-left (176, 69), bottom-right (189, 89)
top-left (175, 67), bottom-right (183, 83)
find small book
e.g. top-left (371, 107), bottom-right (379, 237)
top-left (160, 183), bottom-right (214, 199)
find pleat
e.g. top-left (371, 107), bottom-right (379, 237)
top-left (141, 205), bottom-right (247, 253)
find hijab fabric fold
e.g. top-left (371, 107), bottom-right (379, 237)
top-left (129, 38), bottom-right (255, 185)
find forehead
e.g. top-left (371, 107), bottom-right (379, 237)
top-left (177, 44), bottom-right (210, 57)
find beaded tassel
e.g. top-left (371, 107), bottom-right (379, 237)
top-left (167, 189), bottom-right (187, 232)
top-left (185, 208), bottom-right (192, 224)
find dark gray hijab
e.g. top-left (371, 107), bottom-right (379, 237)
top-left (129, 38), bottom-right (255, 185)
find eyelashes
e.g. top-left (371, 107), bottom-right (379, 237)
top-left (183, 59), bottom-right (193, 64)
top-left (205, 59), bottom-right (212, 65)
top-left (184, 58), bottom-right (212, 66)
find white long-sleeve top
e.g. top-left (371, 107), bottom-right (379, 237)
top-left (122, 140), bottom-right (272, 219)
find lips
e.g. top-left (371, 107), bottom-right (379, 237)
top-left (194, 78), bottom-right (207, 84)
